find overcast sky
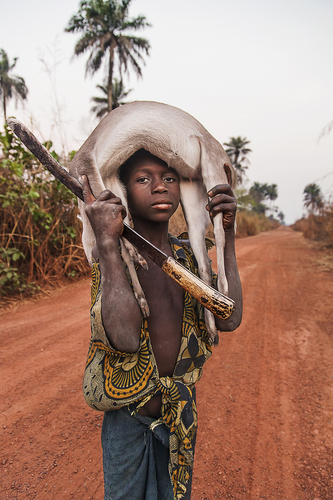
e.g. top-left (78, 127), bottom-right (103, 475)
top-left (1, 0), bottom-right (333, 224)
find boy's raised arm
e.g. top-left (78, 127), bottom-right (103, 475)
top-left (81, 176), bottom-right (142, 353)
top-left (206, 184), bottom-right (243, 332)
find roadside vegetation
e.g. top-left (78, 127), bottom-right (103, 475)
top-left (0, 126), bottom-right (89, 299)
top-left (292, 183), bottom-right (333, 248)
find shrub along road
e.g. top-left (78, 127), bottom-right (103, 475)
top-left (1, 227), bottom-right (333, 499)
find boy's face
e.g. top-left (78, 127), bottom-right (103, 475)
top-left (124, 155), bottom-right (180, 224)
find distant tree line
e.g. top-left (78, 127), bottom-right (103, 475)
top-left (223, 135), bottom-right (284, 223)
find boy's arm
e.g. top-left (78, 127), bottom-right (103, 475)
top-left (206, 184), bottom-right (243, 332)
top-left (82, 176), bottom-right (141, 353)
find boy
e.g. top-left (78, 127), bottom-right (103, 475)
top-left (81, 149), bottom-right (242, 500)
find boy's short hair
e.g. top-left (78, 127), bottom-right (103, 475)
top-left (118, 149), bottom-right (158, 187)
top-left (118, 149), bottom-right (175, 188)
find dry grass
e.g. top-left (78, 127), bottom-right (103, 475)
top-left (292, 204), bottom-right (333, 248)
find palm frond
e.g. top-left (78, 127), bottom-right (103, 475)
top-left (86, 48), bottom-right (105, 74)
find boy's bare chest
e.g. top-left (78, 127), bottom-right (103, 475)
top-left (137, 260), bottom-right (184, 377)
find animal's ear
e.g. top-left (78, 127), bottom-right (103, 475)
top-left (223, 163), bottom-right (233, 186)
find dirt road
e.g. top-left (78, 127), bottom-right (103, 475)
top-left (1, 227), bottom-right (333, 499)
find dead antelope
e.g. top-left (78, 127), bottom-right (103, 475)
top-left (69, 101), bottom-right (236, 342)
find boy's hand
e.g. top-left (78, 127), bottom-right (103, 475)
top-left (81, 175), bottom-right (126, 244)
top-left (206, 184), bottom-right (237, 231)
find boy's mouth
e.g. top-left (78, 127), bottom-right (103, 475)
top-left (151, 200), bottom-right (172, 209)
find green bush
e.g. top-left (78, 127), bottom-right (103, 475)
top-left (0, 125), bottom-right (89, 297)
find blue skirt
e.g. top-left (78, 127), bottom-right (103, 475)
top-left (102, 407), bottom-right (175, 500)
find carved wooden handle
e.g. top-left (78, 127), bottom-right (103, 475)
top-left (162, 257), bottom-right (235, 319)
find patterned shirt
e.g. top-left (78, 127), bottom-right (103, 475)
top-left (83, 234), bottom-right (216, 499)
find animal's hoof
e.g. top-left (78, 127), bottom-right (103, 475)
top-left (205, 310), bottom-right (218, 345)
top-left (138, 256), bottom-right (149, 271)
top-left (122, 238), bottom-right (148, 269)
top-left (136, 296), bottom-right (150, 318)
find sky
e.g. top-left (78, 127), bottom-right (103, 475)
top-left (1, 0), bottom-right (333, 224)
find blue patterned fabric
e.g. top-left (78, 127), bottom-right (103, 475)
top-left (102, 407), bottom-right (183, 500)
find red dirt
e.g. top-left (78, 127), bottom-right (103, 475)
top-left (1, 227), bottom-right (333, 499)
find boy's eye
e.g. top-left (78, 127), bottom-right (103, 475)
top-left (136, 176), bottom-right (150, 184)
top-left (164, 176), bottom-right (177, 183)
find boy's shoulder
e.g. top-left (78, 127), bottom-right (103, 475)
top-left (169, 232), bottom-right (215, 276)
top-left (173, 232), bottom-right (215, 252)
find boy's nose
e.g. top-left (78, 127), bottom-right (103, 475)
top-left (152, 178), bottom-right (168, 193)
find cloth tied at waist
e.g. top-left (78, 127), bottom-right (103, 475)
top-left (156, 377), bottom-right (197, 499)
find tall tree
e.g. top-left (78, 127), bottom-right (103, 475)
top-left (278, 211), bottom-right (285, 224)
top-left (65, 0), bottom-right (150, 112)
top-left (249, 182), bottom-right (265, 205)
top-left (223, 136), bottom-right (251, 184)
top-left (91, 77), bottom-right (132, 118)
top-left (265, 183), bottom-right (278, 215)
top-left (303, 183), bottom-right (323, 214)
top-left (0, 49), bottom-right (28, 121)
top-left (249, 182), bottom-right (279, 216)
top-left (265, 183), bottom-right (278, 203)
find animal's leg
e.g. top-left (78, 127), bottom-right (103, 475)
top-left (78, 198), bottom-right (96, 265)
top-left (105, 176), bottom-right (148, 270)
top-left (104, 176), bottom-right (149, 316)
top-left (119, 240), bottom-right (150, 318)
top-left (76, 161), bottom-right (106, 265)
top-left (200, 156), bottom-right (232, 297)
top-left (180, 179), bottom-right (218, 343)
top-left (213, 213), bottom-right (228, 295)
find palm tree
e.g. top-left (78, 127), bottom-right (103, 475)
top-left (303, 183), bottom-right (323, 214)
top-left (91, 77), bottom-right (132, 118)
top-left (265, 183), bottom-right (278, 216)
top-left (249, 182), bottom-right (265, 205)
top-left (65, 0), bottom-right (150, 112)
top-left (0, 49), bottom-right (28, 121)
top-left (223, 136), bottom-right (251, 184)
top-left (278, 211), bottom-right (285, 224)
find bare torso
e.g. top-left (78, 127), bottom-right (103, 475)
top-left (136, 251), bottom-right (184, 418)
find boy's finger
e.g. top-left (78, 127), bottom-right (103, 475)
top-left (98, 189), bottom-right (114, 201)
top-left (207, 184), bottom-right (234, 198)
top-left (80, 175), bottom-right (96, 205)
top-left (206, 193), bottom-right (236, 211)
top-left (209, 202), bottom-right (236, 218)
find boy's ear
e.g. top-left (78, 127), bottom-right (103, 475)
top-left (223, 163), bottom-right (233, 186)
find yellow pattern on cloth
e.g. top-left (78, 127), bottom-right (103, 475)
top-left (83, 234), bottom-right (217, 500)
